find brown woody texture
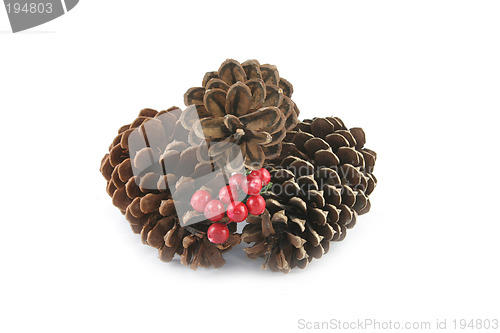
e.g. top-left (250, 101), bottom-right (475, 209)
top-left (242, 117), bottom-right (377, 272)
top-left (100, 60), bottom-right (377, 273)
top-left (182, 59), bottom-right (300, 170)
top-left (100, 107), bottom-right (241, 270)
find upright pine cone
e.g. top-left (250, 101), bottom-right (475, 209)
top-left (100, 107), bottom-right (241, 269)
top-left (242, 117), bottom-right (377, 273)
top-left (181, 59), bottom-right (300, 169)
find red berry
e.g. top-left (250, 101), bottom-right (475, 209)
top-left (204, 200), bottom-right (225, 222)
top-left (207, 223), bottom-right (229, 244)
top-left (259, 168), bottom-right (271, 185)
top-left (250, 168), bottom-right (271, 186)
top-left (249, 169), bottom-right (262, 179)
top-left (190, 190), bottom-right (212, 213)
top-left (229, 173), bottom-right (245, 190)
top-left (241, 175), bottom-right (263, 196)
top-left (226, 201), bottom-right (248, 222)
top-left (219, 185), bottom-right (238, 205)
top-left (246, 195), bottom-right (266, 215)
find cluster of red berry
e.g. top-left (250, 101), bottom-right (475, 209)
top-left (190, 168), bottom-right (271, 244)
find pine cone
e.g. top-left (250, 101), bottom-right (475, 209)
top-left (100, 107), bottom-right (241, 269)
top-left (278, 117), bottom-right (377, 199)
top-left (181, 59), bottom-right (300, 170)
top-left (242, 117), bottom-right (377, 273)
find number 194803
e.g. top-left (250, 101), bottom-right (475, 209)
top-left (6, 2), bottom-right (53, 14)
top-left (452, 319), bottom-right (499, 330)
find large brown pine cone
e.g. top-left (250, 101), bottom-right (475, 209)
top-left (181, 59), bottom-right (300, 170)
top-left (100, 107), bottom-right (241, 269)
top-left (242, 117), bottom-right (377, 273)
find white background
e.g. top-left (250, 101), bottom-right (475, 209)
top-left (1, 1), bottom-right (499, 332)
